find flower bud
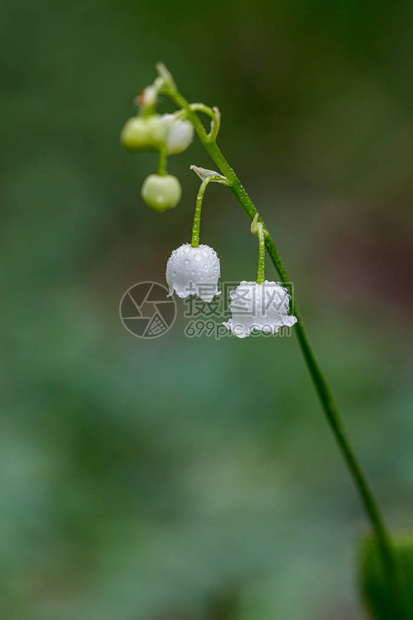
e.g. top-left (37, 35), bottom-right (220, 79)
top-left (121, 115), bottom-right (167, 151)
top-left (224, 281), bottom-right (297, 338)
top-left (141, 174), bottom-right (182, 211)
top-left (163, 114), bottom-right (194, 154)
top-left (166, 243), bottom-right (220, 301)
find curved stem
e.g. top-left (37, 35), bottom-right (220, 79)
top-left (256, 222), bottom-right (266, 284)
top-left (163, 85), bottom-right (403, 617)
top-left (192, 176), bottom-right (213, 248)
top-left (188, 104), bottom-right (221, 141)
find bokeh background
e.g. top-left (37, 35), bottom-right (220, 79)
top-left (2, 1), bottom-right (413, 618)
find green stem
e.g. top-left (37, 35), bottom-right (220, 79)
top-left (256, 222), bottom-right (265, 284)
top-left (192, 176), bottom-right (212, 248)
top-left (158, 148), bottom-right (167, 176)
top-left (164, 85), bottom-right (402, 617)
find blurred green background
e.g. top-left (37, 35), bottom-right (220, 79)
top-left (1, 0), bottom-right (413, 618)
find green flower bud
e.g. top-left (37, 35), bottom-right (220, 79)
top-left (141, 174), bottom-right (182, 211)
top-left (121, 115), bottom-right (167, 152)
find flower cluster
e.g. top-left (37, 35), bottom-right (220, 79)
top-left (121, 67), bottom-right (297, 338)
top-left (121, 85), bottom-right (194, 212)
top-left (165, 246), bottom-right (296, 338)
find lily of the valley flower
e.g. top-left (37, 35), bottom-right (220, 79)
top-left (224, 280), bottom-right (297, 338)
top-left (166, 243), bottom-right (220, 302)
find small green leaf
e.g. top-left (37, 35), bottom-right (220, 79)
top-left (359, 534), bottom-right (413, 619)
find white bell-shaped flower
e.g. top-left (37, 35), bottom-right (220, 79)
top-left (163, 114), bottom-right (194, 155)
top-left (166, 243), bottom-right (220, 302)
top-left (223, 280), bottom-right (297, 338)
